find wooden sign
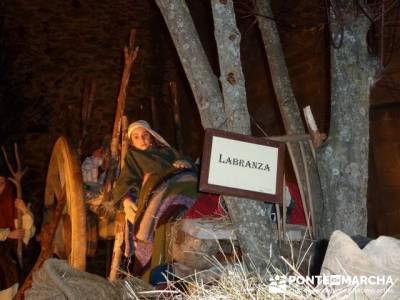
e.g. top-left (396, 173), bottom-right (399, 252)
top-left (199, 128), bottom-right (285, 203)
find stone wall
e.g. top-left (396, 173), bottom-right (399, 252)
top-left (0, 0), bottom-right (202, 221)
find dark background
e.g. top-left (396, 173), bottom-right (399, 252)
top-left (0, 0), bottom-right (399, 238)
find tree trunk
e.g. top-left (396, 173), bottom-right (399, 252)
top-left (155, 0), bottom-right (225, 129)
top-left (316, 9), bottom-right (376, 238)
top-left (156, 0), bottom-right (280, 270)
top-left (255, 0), bottom-right (323, 237)
top-left (211, 0), bottom-right (279, 269)
top-left (211, 0), bottom-right (250, 133)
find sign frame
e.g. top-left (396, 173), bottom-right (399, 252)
top-left (199, 128), bottom-right (285, 203)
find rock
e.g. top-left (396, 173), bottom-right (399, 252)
top-left (320, 230), bottom-right (400, 299)
top-left (362, 236), bottom-right (400, 274)
top-left (25, 259), bottom-right (120, 300)
top-left (25, 258), bottom-right (153, 300)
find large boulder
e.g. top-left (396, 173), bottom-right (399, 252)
top-left (320, 230), bottom-right (400, 299)
top-left (25, 258), bottom-right (152, 300)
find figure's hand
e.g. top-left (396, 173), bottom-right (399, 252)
top-left (173, 160), bottom-right (191, 169)
top-left (15, 198), bottom-right (29, 214)
top-left (87, 193), bottom-right (103, 207)
top-left (8, 229), bottom-right (25, 239)
top-left (87, 193), bottom-right (116, 219)
top-left (123, 198), bottom-right (138, 224)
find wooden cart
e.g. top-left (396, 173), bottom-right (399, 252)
top-left (42, 136), bottom-right (189, 274)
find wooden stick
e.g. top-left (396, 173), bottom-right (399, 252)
top-left (299, 142), bottom-right (315, 238)
top-left (266, 134), bottom-right (311, 143)
top-left (303, 106), bottom-right (327, 149)
top-left (108, 213), bottom-right (125, 281)
top-left (110, 29), bottom-right (139, 159)
top-left (303, 106), bottom-right (317, 132)
top-left (169, 81), bottom-right (184, 154)
top-left (308, 139), bottom-right (316, 161)
top-left (120, 116), bottom-right (129, 171)
top-left (14, 144), bottom-right (22, 176)
top-left (275, 203), bottom-right (282, 244)
top-left (15, 188), bottom-right (66, 300)
top-left (282, 174), bottom-right (286, 241)
top-left (103, 29), bottom-right (139, 281)
top-left (1, 144), bottom-right (26, 269)
top-left (103, 28), bottom-right (139, 206)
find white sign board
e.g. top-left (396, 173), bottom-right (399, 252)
top-left (200, 129), bottom-right (285, 203)
top-left (208, 136), bottom-right (278, 194)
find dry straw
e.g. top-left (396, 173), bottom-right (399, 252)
top-left (120, 226), bottom-right (397, 299)
top-left (119, 229), bottom-right (347, 299)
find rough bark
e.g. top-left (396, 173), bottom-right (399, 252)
top-left (211, 0), bottom-right (250, 133)
top-left (156, 0), bottom-right (280, 270)
top-left (255, 0), bottom-right (323, 237)
top-left (211, 0), bottom-right (279, 268)
top-left (316, 10), bottom-right (376, 238)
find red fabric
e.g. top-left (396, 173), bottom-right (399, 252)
top-left (0, 179), bottom-right (16, 229)
top-left (287, 181), bottom-right (307, 225)
top-left (184, 193), bottom-right (226, 219)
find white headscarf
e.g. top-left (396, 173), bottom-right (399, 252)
top-left (127, 120), bottom-right (171, 148)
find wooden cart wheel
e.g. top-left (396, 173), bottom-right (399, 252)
top-left (44, 136), bottom-right (87, 271)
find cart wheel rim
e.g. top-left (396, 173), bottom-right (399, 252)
top-left (45, 136), bottom-right (87, 271)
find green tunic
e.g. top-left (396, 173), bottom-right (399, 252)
top-left (112, 145), bottom-right (180, 204)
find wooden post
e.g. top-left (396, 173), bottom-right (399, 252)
top-left (299, 142), bottom-right (315, 238)
top-left (108, 213), bottom-right (125, 281)
top-left (120, 116), bottom-right (129, 170)
top-left (282, 174), bottom-right (286, 240)
top-left (102, 29), bottom-right (138, 281)
top-left (169, 82), bottom-right (184, 153)
top-left (103, 29), bottom-right (139, 206)
top-left (1, 143), bottom-right (27, 269)
top-left (110, 30), bottom-right (138, 158)
top-left (256, 0), bottom-right (324, 239)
